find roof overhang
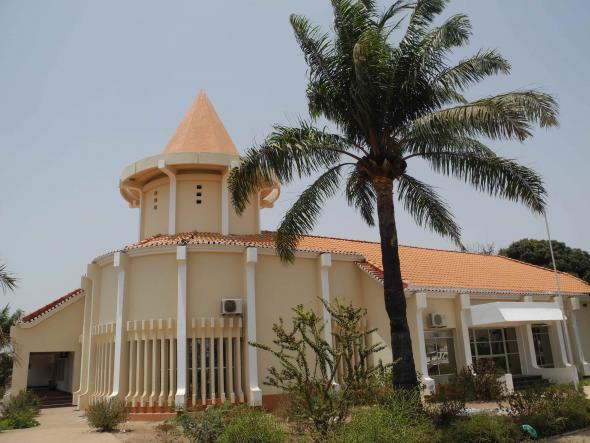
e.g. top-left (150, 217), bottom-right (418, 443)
top-left (469, 301), bottom-right (564, 327)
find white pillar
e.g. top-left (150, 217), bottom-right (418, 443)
top-left (245, 247), bottom-right (262, 406)
top-left (458, 294), bottom-right (473, 368)
top-left (158, 160), bottom-right (177, 235)
top-left (415, 292), bottom-right (435, 393)
top-left (221, 171), bottom-right (229, 235)
top-left (318, 253), bottom-right (336, 380)
top-left (74, 276), bottom-right (92, 407)
top-left (175, 246), bottom-right (188, 406)
top-left (570, 297), bottom-right (590, 375)
top-left (111, 251), bottom-right (128, 399)
top-left (553, 296), bottom-right (573, 367)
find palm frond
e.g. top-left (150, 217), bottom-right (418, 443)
top-left (0, 264), bottom-right (17, 294)
top-left (345, 169), bottom-right (375, 225)
top-left (409, 91), bottom-right (558, 141)
top-left (397, 174), bottom-right (461, 245)
top-left (424, 151), bottom-right (547, 213)
top-left (229, 123), bottom-right (348, 214)
top-left (276, 165), bottom-right (348, 262)
top-left (434, 49), bottom-right (511, 90)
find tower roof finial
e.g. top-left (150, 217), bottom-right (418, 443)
top-left (163, 90), bottom-right (239, 156)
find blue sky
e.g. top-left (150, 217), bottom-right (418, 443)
top-left (1, 1), bottom-right (589, 312)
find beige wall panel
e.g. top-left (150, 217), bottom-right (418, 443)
top-left (177, 176), bottom-right (221, 233)
top-left (329, 261), bottom-right (364, 307)
top-left (98, 264), bottom-right (117, 324)
top-left (255, 256), bottom-right (319, 394)
top-left (142, 182), bottom-right (170, 238)
top-left (424, 298), bottom-right (457, 330)
top-left (228, 199), bottom-right (259, 235)
top-left (360, 273), bottom-right (392, 366)
top-left (10, 298), bottom-right (84, 393)
top-left (126, 254), bottom-right (177, 321)
top-left (187, 252), bottom-right (243, 318)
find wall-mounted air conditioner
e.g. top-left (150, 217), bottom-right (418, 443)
top-left (221, 299), bottom-right (243, 315)
top-left (427, 313), bottom-right (448, 328)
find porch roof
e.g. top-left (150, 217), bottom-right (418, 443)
top-left (469, 301), bottom-right (564, 327)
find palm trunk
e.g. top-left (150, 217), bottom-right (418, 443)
top-left (373, 176), bottom-right (419, 389)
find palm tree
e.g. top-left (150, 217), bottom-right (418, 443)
top-left (0, 304), bottom-right (23, 389)
top-left (229, 0), bottom-right (556, 390)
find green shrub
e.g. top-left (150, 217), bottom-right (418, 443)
top-left (85, 398), bottom-right (129, 432)
top-left (175, 403), bottom-right (230, 443)
top-left (443, 413), bottom-right (520, 443)
top-left (507, 384), bottom-right (590, 437)
top-left (217, 406), bottom-right (286, 443)
top-left (328, 404), bottom-right (437, 443)
top-left (0, 390), bottom-right (41, 430)
top-left (454, 360), bottom-right (505, 401)
top-left (425, 396), bottom-right (466, 426)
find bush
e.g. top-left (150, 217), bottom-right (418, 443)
top-left (454, 360), bottom-right (505, 401)
top-left (176, 403), bottom-right (230, 443)
top-left (442, 413), bottom-right (520, 443)
top-left (252, 299), bottom-right (391, 439)
top-left (328, 404), bottom-right (437, 443)
top-left (85, 398), bottom-right (129, 432)
top-left (507, 385), bottom-right (590, 437)
top-left (425, 396), bottom-right (466, 426)
top-left (0, 390), bottom-right (41, 430)
top-left (218, 406), bottom-right (286, 443)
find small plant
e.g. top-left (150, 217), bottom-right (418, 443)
top-left (442, 413), bottom-right (520, 443)
top-left (454, 359), bottom-right (505, 401)
top-left (328, 404), bottom-right (437, 443)
top-left (217, 406), bottom-right (286, 443)
top-left (506, 384), bottom-right (590, 437)
top-left (85, 398), bottom-right (129, 432)
top-left (0, 390), bottom-right (41, 430)
top-left (155, 421), bottom-right (177, 443)
top-left (251, 299), bottom-right (389, 440)
top-left (175, 402), bottom-right (231, 443)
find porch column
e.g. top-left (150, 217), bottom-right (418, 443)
top-left (569, 297), bottom-right (590, 375)
top-left (111, 251), bottom-right (128, 399)
top-left (158, 160), bottom-right (177, 235)
top-left (522, 296), bottom-right (540, 369)
top-left (458, 293), bottom-right (473, 368)
top-left (415, 292), bottom-right (435, 393)
top-left (553, 296), bottom-right (573, 367)
top-left (175, 246), bottom-right (188, 406)
top-left (245, 247), bottom-right (262, 406)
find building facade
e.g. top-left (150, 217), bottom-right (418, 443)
top-left (9, 91), bottom-right (590, 412)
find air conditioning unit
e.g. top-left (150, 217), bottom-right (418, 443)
top-left (427, 313), bottom-right (448, 328)
top-left (221, 299), bottom-right (243, 315)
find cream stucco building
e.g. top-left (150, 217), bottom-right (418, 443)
top-left (9, 90), bottom-right (590, 414)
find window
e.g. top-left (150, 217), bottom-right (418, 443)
top-left (532, 325), bottom-right (554, 368)
top-left (196, 185), bottom-right (203, 205)
top-left (425, 330), bottom-right (457, 382)
top-left (469, 328), bottom-right (521, 374)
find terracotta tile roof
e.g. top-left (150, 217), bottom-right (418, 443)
top-left (125, 231), bottom-right (590, 295)
top-left (20, 288), bottom-right (84, 323)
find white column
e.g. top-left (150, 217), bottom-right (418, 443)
top-left (175, 246), bottom-right (188, 406)
top-left (74, 275), bottom-right (92, 407)
top-left (553, 296), bottom-right (573, 367)
top-left (415, 292), bottom-right (435, 393)
top-left (522, 295), bottom-right (540, 370)
top-left (458, 294), bottom-right (473, 369)
top-left (245, 247), bottom-right (261, 406)
top-left (570, 297), bottom-right (590, 375)
top-left (158, 160), bottom-right (177, 235)
top-left (318, 253), bottom-right (335, 380)
top-left (111, 251), bottom-right (128, 399)
top-left (221, 171), bottom-right (229, 235)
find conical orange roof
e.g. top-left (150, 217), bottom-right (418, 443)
top-left (163, 90), bottom-right (239, 156)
